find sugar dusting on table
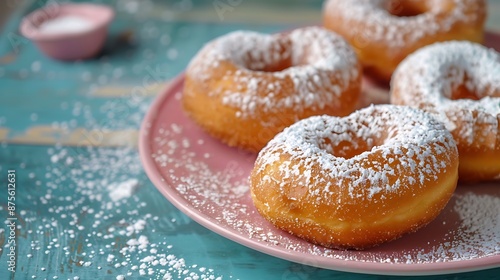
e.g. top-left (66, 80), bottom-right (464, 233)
top-left (6, 96), bottom-right (223, 279)
top-left (108, 178), bottom-right (139, 201)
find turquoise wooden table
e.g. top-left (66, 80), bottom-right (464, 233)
top-left (0, 0), bottom-right (499, 279)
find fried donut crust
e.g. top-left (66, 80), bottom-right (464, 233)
top-left (250, 105), bottom-right (459, 249)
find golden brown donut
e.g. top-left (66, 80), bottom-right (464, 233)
top-left (250, 105), bottom-right (459, 250)
top-left (183, 27), bottom-right (362, 152)
top-left (323, 0), bottom-right (486, 81)
top-left (391, 41), bottom-right (500, 182)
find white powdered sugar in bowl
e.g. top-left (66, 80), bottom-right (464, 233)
top-left (38, 15), bottom-right (95, 35)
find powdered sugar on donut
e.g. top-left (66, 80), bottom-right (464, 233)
top-left (254, 105), bottom-right (457, 201)
top-left (185, 27), bottom-right (360, 119)
top-left (391, 41), bottom-right (500, 147)
top-left (323, 0), bottom-right (483, 50)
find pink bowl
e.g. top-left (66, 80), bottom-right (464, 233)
top-left (20, 3), bottom-right (114, 60)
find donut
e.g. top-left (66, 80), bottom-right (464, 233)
top-left (391, 41), bottom-right (500, 182)
top-left (250, 105), bottom-right (459, 249)
top-left (323, 0), bottom-right (486, 81)
top-left (182, 27), bottom-right (362, 152)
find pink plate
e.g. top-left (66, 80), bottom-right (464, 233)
top-left (139, 32), bottom-right (500, 275)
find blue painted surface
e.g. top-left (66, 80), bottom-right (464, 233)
top-left (0, 0), bottom-right (499, 279)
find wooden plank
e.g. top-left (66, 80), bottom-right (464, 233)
top-left (5, 125), bottom-right (138, 147)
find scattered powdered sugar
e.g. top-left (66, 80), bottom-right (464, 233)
top-left (185, 26), bottom-right (360, 119)
top-left (20, 145), bottom-right (222, 279)
top-left (324, 0), bottom-right (484, 50)
top-left (38, 15), bottom-right (95, 35)
top-left (391, 41), bottom-right (500, 147)
top-left (450, 192), bottom-right (500, 256)
top-left (6, 96), bottom-right (223, 279)
top-left (400, 192), bottom-right (500, 263)
top-left (108, 178), bottom-right (139, 201)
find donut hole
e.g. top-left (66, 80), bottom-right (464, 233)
top-left (444, 68), bottom-right (482, 101)
top-left (241, 36), bottom-right (325, 73)
top-left (331, 140), bottom-right (372, 159)
top-left (449, 74), bottom-right (500, 101)
top-left (241, 39), bottom-right (295, 72)
top-left (386, 0), bottom-right (427, 17)
top-left (244, 55), bottom-right (293, 72)
top-left (450, 84), bottom-right (480, 101)
top-left (321, 133), bottom-right (375, 159)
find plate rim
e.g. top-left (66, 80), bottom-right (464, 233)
top-left (138, 73), bottom-right (500, 276)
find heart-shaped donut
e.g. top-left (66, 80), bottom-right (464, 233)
top-left (250, 105), bottom-right (459, 249)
